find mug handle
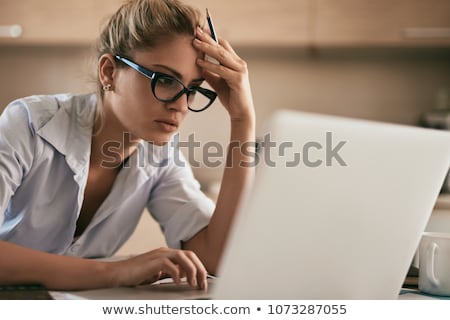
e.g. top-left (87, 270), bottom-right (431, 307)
top-left (426, 242), bottom-right (440, 287)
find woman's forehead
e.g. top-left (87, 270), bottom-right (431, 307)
top-left (133, 36), bottom-right (203, 81)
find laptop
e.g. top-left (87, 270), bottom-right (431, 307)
top-left (211, 110), bottom-right (450, 299)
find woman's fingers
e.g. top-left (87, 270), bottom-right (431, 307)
top-left (169, 249), bottom-right (208, 289)
top-left (219, 37), bottom-right (238, 57)
top-left (132, 247), bottom-right (208, 289)
top-left (158, 257), bottom-right (182, 285)
top-left (168, 250), bottom-right (198, 287)
top-left (184, 250), bottom-right (208, 290)
top-left (193, 27), bottom-right (254, 120)
top-left (194, 28), bottom-right (242, 72)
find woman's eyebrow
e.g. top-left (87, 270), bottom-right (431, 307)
top-left (152, 64), bottom-right (204, 83)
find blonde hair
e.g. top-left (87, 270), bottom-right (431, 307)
top-left (97, 0), bottom-right (203, 65)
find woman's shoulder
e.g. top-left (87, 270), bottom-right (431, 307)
top-left (2, 93), bottom-right (96, 133)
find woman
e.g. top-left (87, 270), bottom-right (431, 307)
top-left (0, 0), bottom-right (254, 291)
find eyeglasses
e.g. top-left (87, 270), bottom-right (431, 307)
top-left (115, 55), bottom-right (217, 112)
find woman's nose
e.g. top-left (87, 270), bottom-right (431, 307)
top-left (166, 92), bottom-right (189, 113)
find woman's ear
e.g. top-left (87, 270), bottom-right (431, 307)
top-left (98, 54), bottom-right (117, 89)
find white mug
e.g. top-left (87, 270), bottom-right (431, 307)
top-left (419, 232), bottom-right (450, 296)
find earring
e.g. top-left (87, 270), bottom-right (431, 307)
top-left (102, 83), bottom-right (112, 91)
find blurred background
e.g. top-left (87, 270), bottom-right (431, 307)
top-left (1, 0), bottom-right (450, 253)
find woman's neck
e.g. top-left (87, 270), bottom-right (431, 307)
top-left (90, 103), bottom-right (141, 170)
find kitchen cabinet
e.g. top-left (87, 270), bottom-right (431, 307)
top-left (0, 0), bottom-right (123, 45)
top-left (184, 0), bottom-right (311, 47)
top-left (313, 0), bottom-right (450, 47)
top-left (0, 0), bottom-right (311, 47)
top-left (196, 0), bottom-right (450, 47)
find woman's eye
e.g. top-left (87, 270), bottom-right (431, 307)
top-left (157, 77), bottom-right (178, 88)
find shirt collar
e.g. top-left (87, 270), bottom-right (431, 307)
top-left (36, 93), bottom-right (96, 175)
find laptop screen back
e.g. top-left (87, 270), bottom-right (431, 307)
top-left (213, 110), bottom-right (450, 299)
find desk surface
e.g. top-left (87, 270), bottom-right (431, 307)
top-left (49, 281), bottom-right (447, 300)
top-left (2, 279), bottom-right (444, 300)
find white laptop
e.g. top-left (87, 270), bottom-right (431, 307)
top-left (212, 110), bottom-right (450, 299)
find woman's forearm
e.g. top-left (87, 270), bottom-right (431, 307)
top-left (0, 240), bottom-right (113, 290)
top-left (184, 116), bottom-right (256, 274)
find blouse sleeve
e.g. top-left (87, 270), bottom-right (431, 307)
top-left (0, 100), bottom-right (35, 226)
top-left (146, 151), bottom-right (215, 249)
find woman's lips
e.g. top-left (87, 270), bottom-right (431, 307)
top-left (155, 119), bottom-right (179, 132)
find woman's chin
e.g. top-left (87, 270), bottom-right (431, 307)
top-left (143, 133), bottom-right (176, 146)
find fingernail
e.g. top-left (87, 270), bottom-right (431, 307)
top-left (197, 26), bottom-right (203, 33)
top-left (202, 279), bottom-right (208, 291)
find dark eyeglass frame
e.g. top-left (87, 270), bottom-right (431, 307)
top-left (114, 55), bottom-right (217, 112)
